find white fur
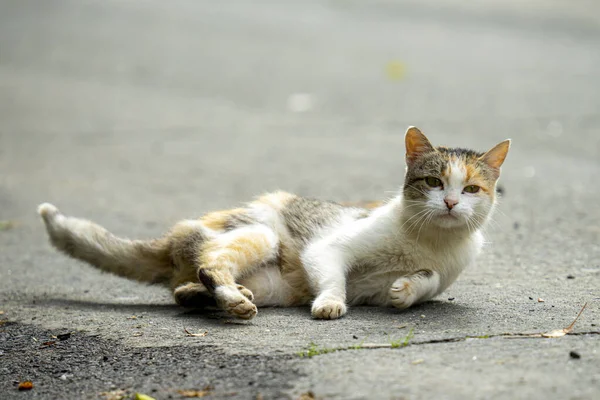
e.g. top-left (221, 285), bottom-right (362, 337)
top-left (241, 266), bottom-right (290, 307)
top-left (300, 191), bottom-right (485, 318)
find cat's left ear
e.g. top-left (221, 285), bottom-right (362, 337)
top-left (479, 139), bottom-right (511, 174)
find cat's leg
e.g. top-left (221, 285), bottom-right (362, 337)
top-left (173, 282), bottom-right (215, 308)
top-left (197, 225), bottom-right (278, 319)
top-left (302, 241), bottom-right (349, 320)
top-left (174, 282), bottom-right (254, 308)
top-left (302, 212), bottom-right (384, 320)
top-left (388, 270), bottom-right (440, 309)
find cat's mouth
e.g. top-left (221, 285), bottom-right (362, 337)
top-left (435, 211), bottom-right (464, 226)
top-left (439, 211), bottom-right (458, 219)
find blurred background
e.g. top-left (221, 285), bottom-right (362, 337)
top-left (1, 0), bottom-right (599, 226)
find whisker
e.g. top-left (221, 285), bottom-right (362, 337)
top-left (416, 210), bottom-right (436, 241)
top-left (399, 209), bottom-right (431, 231)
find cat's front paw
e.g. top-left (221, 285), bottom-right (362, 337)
top-left (389, 278), bottom-right (418, 310)
top-left (214, 285), bottom-right (258, 320)
top-left (311, 295), bottom-right (347, 320)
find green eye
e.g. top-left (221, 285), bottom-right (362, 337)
top-left (425, 177), bottom-right (443, 188)
top-left (464, 185), bottom-right (480, 193)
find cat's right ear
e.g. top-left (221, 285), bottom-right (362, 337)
top-left (405, 126), bottom-right (435, 165)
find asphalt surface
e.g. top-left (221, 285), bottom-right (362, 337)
top-left (1, 1), bottom-right (599, 399)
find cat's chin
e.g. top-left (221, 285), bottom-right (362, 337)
top-left (431, 213), bottom-right (468, 229)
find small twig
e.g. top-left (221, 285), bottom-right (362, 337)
top-left (566, 302), bottom-right (587, 332)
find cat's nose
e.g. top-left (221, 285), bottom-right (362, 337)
top-left (444, 197), bottom-right (459, 210)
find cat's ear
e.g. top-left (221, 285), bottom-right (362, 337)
top-left (405, 126), bottom-right (435, 164)
top-left (479, 139), bottom-right (511, 172)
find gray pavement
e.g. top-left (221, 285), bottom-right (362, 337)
top-left (1, 1), bottom-right (599, 399)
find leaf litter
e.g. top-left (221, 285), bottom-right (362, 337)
top-left (18, 381), bottom-right (34, 391)
top-left (539, 302), bottom-right (587, 338)
top-left (99, 389), bottom-right (129, 400)
top-left (184, 328), bottom-right (208, 337)
top-left (177, 385), bottom-right (214, 397)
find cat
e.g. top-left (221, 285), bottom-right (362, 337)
top-left (37, 127), bottom-right (510, 320)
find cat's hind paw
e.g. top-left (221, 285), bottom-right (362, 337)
top-left (236, 284), bottom-right (254, 302)
top-left (311, 296), bottom-right (347, 320)
top-left (214, 285), bottom-right (257, 320)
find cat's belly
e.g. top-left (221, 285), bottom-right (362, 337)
top-left (240, 266), bottom-right (311, 307)
top-left (346, 272), bottom-right (402, 306)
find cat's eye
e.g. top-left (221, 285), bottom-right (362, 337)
top-left (463, 185), bottom-right (480, 194)
top-left (425, 177), bottom-right (443, 188)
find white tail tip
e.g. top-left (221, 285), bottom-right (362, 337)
top-left (38, 203), bottom-right (59, 219)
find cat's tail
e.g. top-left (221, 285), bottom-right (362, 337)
top-left (37, 203), bottom-right (173, 285)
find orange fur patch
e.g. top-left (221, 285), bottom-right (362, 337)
top-left (202, 233), bottom-right (273, 269)
top-left (340, 200), bottom-right (383, 209)
top-left (200, 208), bottom-right (246, 231)
top-left (438, 157), bottom-right (495, 195)
top-left (464, 164), bottom-right (492, 193)
top-left (465, 163), bottom-right (475, 182)
top-left (198, 228), bottom-right (277, 287)
top-left (255, 191), bottom-right (296, 210)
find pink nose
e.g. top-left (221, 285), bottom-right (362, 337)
top-left (444, 198), bottom-right (459, 210)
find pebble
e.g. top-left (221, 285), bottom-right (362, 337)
top-left (569, 351), bottom-right (581, 359)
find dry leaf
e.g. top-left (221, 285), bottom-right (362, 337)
top-left (133, 332), bottom-right (144, 337)
top-left (18, 381), bottom-right (34, 391)
top-left (177, 385), bottom-right (213, 397)
top-left (127, 316), bottom-right (138, 320)
top-left (411, 359), bottom-right (424, 365)
top-left (298, 392), bottom-right (316, 400)
top-left (537, 298), bottom-right (545, 303)
top-left (542, 302), bottom-right (587, 338)
top-left (41, 340), bottom-right (56, 347)
top-left (541, 329), bottom-right (567, 338)
top-left (184, 328), bottom-right (208, 337)
top-left (100, 389), bottom-right (129, 400)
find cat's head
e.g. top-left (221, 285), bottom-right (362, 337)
top-left (402, 126), bottom-right (510, 231)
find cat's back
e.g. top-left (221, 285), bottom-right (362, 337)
top-left (278, 195), bottom-right (369, 242)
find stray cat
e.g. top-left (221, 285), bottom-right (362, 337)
top-left (38, 127), bottom-right (509, 320)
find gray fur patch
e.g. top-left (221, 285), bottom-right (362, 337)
top-left (169, 230), bottom-right (206, 268)
top-left (403, 151), bottom-right (445, 201)
top-left (281, 197), bottom-right (367, 242)
top-left (416, 269), bottom-right (433, 278)
top-left (223, 212), bottom-right (257, 231)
